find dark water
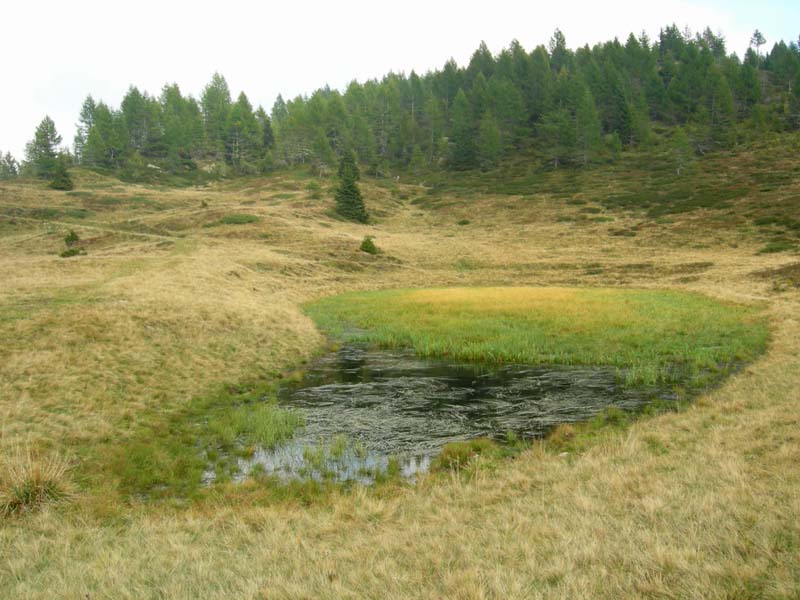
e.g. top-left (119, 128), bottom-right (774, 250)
top-left (241, 345), bottom-right (675, 483)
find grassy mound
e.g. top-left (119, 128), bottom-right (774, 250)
top-left (306, 287), bottom-right (768, 385)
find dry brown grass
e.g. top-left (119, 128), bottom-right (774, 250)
top-left (0, 445), bottom-right (74, 517)
top-left (0, 165), bottom-right (798, 598)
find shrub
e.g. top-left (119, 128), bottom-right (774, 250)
top-left (59, 247), bottom-right (86, 258)
top-left (306, 181), bottom-right (322, 199)
top-left (758, 240), bottom-right (796, 254)
top-left (64, 229), bottom-right (80, 246)
top-left (359, 235), bottom-right (380, 254)
top-left (220, 213), bottom-right (259, 225)
top-left (49, 174), bottom-right (74, 191)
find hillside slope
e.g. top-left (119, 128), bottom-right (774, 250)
top-left (1, 137), bottom-right (799, 598)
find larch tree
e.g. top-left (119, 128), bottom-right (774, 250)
top-left (201, 73), bottom-right (232, 158)
top-left (539, 108), bottom-right (573, 168)
top-left (750, 30), bottom-right (766, 58)
top-left (706, 67), bottom-right (735, 148)
top-left (83, 102), bottom-right (127, 168)
top-left (671, 126), bottom-right (694, 175)
top-left (25, 116), bottom-right (62, 179)
top-left (477, 111), bottom-right (502, 170)
top-left (574, 89), bottom-right (602, 166)
top-left (73, 95), bottom-right (96, 163)
top-left (0, 152), bottom-right (19, 179)
top-left (225, 92), bottom-right (261, 170)
top-left (408, 144), bottom-right (426, 174)
top-left (121, 86), bottom-right (154, 153)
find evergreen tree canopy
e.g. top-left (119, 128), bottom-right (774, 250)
top-left (334, 151), bottom-right (368, 223)
top-left (225, 92), bottom-right (261, 169)
top-left (449, 89), bottom-right (476, 169)
top-left (73, 95), bottom-right (97, 162)
top-left (49, 153), bottom-right (74, 190)
top-left (477, 112), bottom-right (502, 170)
top-left (0, 152), bottom-right (19, 179)
top-left (671, 126), bottom-right (695, 175)
top-left (50, 26), bottom-right (800, 179)
top-left (25, 116), bottom-right (62, 179)
top-left (201, 73), bottom-right (232, 156)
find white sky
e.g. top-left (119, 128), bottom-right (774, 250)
top-left (2, 0), bottom-right (798, 160)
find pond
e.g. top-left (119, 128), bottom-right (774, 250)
top-left (239, 344), bottom-right (679, 483)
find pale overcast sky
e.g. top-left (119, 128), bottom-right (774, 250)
top-left (2, 0), bottom-right (797, 160)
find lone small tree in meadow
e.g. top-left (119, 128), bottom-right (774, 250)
top-left (334, 151), bottom-right (368, 223)
top-left (49, 153), bottom-right (74, 190)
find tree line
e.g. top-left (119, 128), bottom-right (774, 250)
top-left (7, 25), bottom-right (800, 184)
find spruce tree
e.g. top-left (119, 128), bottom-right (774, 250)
top-left (335, 151), bottom-right (368, 223)
top-left (449, 89), bottom-right (475, 169)
top-left (255, 107), bottom-right (275, 150)
top-left (49, 153), bottom-right (74, 190)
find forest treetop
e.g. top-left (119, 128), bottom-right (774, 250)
top-left (7, 25), bottom-right (800, 183)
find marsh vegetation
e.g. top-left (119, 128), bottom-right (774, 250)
top-left (306, 286), bottom-right (767, 386)
top-left (245, 343), bottom-right (692, 483)
top-left (0, 127), bottom-right (798, 598)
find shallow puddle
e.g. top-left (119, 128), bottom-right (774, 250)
top-left (237, 344), bottom-right (679, 483)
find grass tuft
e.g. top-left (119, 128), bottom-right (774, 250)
top-left (1, 447), bottom-right (74, 517)
top-left (431, 438), bottom-right (495, 472)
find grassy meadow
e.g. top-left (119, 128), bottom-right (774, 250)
top-left (1, 135), bottom-right (799, 598)
top-left (306, 286), bottom-right (768, 385)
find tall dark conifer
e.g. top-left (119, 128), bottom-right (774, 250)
top-left (449, 89), bottom-right (475, 169)
top-left (334, 151), bottom-right (368, 223)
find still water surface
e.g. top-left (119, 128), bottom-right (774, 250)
top-left (242, 344), bottom-right (675, 482)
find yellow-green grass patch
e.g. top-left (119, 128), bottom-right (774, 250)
top-left (306, 286), bottom-right (768, 386)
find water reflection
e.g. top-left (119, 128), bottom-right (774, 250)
top-left (242, 345), bottom-right (674, 482)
